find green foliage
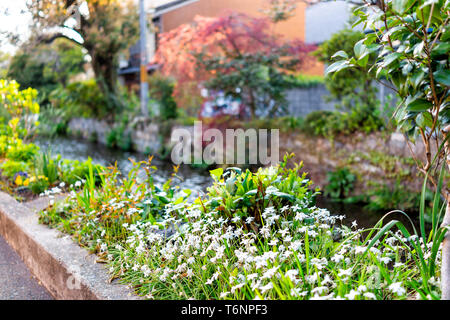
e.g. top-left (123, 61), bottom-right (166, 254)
top-left (148, 73), bottom-right (178, 120)
top-left (60, 158), bottom-right (103, 186)
top-left (302, 107), bottom-right (384, 138)
top-left (33, 151), bottom-right (61, 185)
top-left (37, 105), bottom-right (68, 137)
top-left (5, 140), bottom-right (40, 162)
top-left (200, 155), bottom-right (317, 223)
top-left (39, 155), bottom-right (444, 300)
top-left (0, 79), bottom-right (40, 140)
top-left (327, 1), bottom-right (449, 157)
top-left (106, 125), bottom-right (132, 151)
top-left (315, 29), bottom-right (379, 112)
top-left (285, 74), bottom-right (325, 88)
top-left (39, 157), bottom-right (188, 246)
top-left (49, 80), bottom-right (110, 119)
top-left (364, 181), bottom-right (431, 213)
top-left (7, 39), bottom-right (85, 99)
top-left (0, 160), bottom-right (29, 178)
top-left (325, 167), bottom-right (356, 199)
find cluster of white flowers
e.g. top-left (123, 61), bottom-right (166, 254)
top-left (96, 194), bottom-right (441, 300)
top-left (52, 165), bottom-right (442, 300)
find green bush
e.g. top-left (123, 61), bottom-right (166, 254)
top-left (33, 151), bottom-right (61, 185)
top-left (106, 125), bottom-right (132, 151)
top-left (303, 107), bottom-right (384, 138)
top-left (148, 73), bottom-right (178, 120)
top-left (200, 155), bottom-right (317, 222)
top-left (324, 167), bottom-right (356, 199)
top-left (314, 29), bottom-right (378, 113)
top-left (60, 158), bottom-right (103, 186)
top-left (0, 160), bottom-right (29, 178)
top-left (5, 141), bottom-right (40, 162)
top-left (49, 80), bottom-right (110, 119)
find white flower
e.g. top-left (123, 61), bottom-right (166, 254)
top-left (379, 256), bottom-right (392, 264)
top-left (259, 283), bottom-right (273, 294)
top-left (338, 268), bottom-right (352, 278)
top-left (284, 269), bottom-right (298, 281)
top-left (389, 282), bottom-right (406, 296)
top-left (345, 289), bottom-right (359, 300)
top-left (363, 292), bottom-right (377, 300)
top-left (331, 254), bottom-right (344, 263)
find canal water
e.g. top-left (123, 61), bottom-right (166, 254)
top-left (35, 136), bottom-right (423, 233)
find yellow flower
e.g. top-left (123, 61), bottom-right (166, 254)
top-left (23, 179), bottom-right (30, 187)
top-left (15, 175), bottom-right (23, 186)
top-left (29, 176), bottom-right (36, 183)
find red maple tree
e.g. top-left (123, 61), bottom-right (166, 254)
top-left (152, 12), bottom-right (315, 117)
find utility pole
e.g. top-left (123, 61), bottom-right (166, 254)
top-left (139, 0), bottom-right (149, 116)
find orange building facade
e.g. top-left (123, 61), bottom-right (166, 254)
top-left (154, 0), bottom-right (324, 75)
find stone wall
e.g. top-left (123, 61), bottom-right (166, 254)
top-left (285, 85), bottom-right (335, 117)
top-left (68, 118), bottom-right (162, 154)
top-left (285, 83), bottom-right (397, 117)
top-left (280, 130), bottom-right (426, 193)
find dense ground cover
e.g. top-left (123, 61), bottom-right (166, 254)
top-left (40, 154), bottom-right (444, 300)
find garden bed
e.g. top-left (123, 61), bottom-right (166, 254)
top-left (38, 155), bottom-right (442, 300)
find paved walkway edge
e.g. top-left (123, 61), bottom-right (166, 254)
top-left (0, 192), bottom-right (139, 300)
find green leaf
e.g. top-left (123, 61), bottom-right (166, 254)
top-left (325, 60), bottom-right (350, 75)
top-left (407, 98), bottom-right (433, 112)
top-left (434, 69), bottom-right (450, 86)
top-left (381, 52), bottom-right (402, 68)
top-left (331, 50), bottom-right (348, 60)
top-left (272, 191), bottom-right (295, 202)
top-left (431, 42), bottom-right (450, 56)
top-left (416, 111), bottom-right (433, 128)
top-left (356, 54), bottom-right (369, 67)
top-left (410, 69), bottom-right (426, 88)
top-left (392, 0), bottom-right (413, 14)
top-left (354, 39), bottom-right (368, 59)
top-left (209, 168), bottom-right (223, 181)
top-left (417, 2), bottom-right (443, 25)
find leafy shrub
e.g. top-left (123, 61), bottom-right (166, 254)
top-left (303, 107), bottom-right (384, 138)
top-left (200, 156), bottom-right (317, 224)
top-left (0, 159), bottom-right (29, 178)
top-left (6, 140), bottom-right (40, 162)
top-left (148, 73), bottom-right (178, 120)
top-left (324, 167), bottom-right (356, 199)
top-left (0, 79), bottom-right (40, 140)
top-left (29, 175), bottom-right (50, 194)
top-left (49, 80), bottom-right (110, 119)
top-left (33, 151), bottom-right (61, 185)
top-left (38, 105), bottom-right (69, 137)
top-left (106, 125), bottom-right (132, 151)
top-left (60, 158), bottom-right (103, 186)
top-left (314, 29), bottom-right (378, 113)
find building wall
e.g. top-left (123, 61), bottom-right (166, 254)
top-left (160, 0), bottom-right (305, 40)
top-left (158, 0), bottom-right (326, 74)
top-left (305, 1), bottom-right (354, 44)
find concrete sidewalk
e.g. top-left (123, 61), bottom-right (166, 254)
top-left (0, 234), bottom-right (53, 300)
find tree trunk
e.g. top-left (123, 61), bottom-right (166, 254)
top-left (90, 51), bottom-right (123, 115)
top-left (441, 204), bottom-right (450, 299)
top-left (441, 125), bottom-right (450, 300)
